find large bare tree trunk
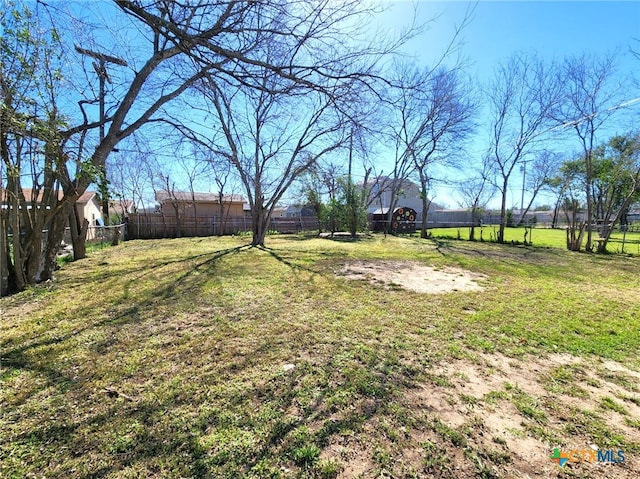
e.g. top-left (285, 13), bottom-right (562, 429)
top-left (469, 207), bottom-right (483, 242)
top-left (24, 225), bottom-right (44, 284)
top-left (41, 203), bottom-right (72, 282)
top-left (251, 195), bottom-right (269, 246)
top-left (420, 196), bottom-right (431, 239)
top-left (7, 192), bottom-right (28, 291)
top-left (69, 206), bottom-right (89, 260)
top-left (252, 213), bottom-right (269, 247)
top-left (418, 170), bottom-right (431, 239)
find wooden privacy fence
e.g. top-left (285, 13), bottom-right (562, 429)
top-left (126, 214), bottom-right (320, 239)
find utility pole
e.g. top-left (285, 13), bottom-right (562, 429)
top-left (75, 46), bottom-right (127, 226)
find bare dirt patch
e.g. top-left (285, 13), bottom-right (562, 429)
top-left (321, 352), bottom-right (640, 478)
top-left (336, 260), bottom-right (486, 294)
top-left (398, 353), bottom-right (640, 479)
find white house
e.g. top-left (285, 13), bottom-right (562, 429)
top-left (362, 176), bottom-right (442, 219)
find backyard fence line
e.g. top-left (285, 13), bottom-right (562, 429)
top-left (125, 214), bottom-right (320, 239)
top-left (124, 213), bottom-right (634, 241)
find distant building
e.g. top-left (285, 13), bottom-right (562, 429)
top-left (626, 208), bottom-right (640, 224)
top-left (362, 176), bottom-right (443, 219)
top-left (271, 205), bottom-right (288, 218)
top-left (76, 191), bottom-right (103, 227)
top-left (284, 204), bottom-right (317, 218)
top-left (1, 187), bottom-right (103, 226)
top-left (1, 187), bottom-right (62, 209)
top-left (155, 191), bottom-right (246, 218)
top-left (109, 199), bottom-right (136, 222)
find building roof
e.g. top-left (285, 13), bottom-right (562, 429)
top-left (109, 199), bottom-right (135, 215)
top-left (1, 188), bottom-right (104, 208)
top-left (155, 191), bottom-right (246, 203)
top-left (1, 187), bottom-right (63, 203)
top-left (2, 188), bottom-right (100, 204)
top-left (77, 191), bottom-right (98, 204)
top-left (359, 176), bottom-right (421, 191)
top-left (371, 207), bottom-right (391, 215)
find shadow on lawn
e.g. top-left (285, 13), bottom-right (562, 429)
top-left (154, 245), bottom-right (250, 297)
top-left (2, 243), bottom-right (300, 393)
top-left (0, 246), bottom-right (250, 400)
top-left (3, 334), bottom-right (407, 477)
top-left (254, 245), bottom-right (321, 275)
top-left (1, 242), bottom-right (418, 477)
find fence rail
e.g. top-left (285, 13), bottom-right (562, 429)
top-left (126, 214), bottom-right (320, 239)
top-left (124, 213), bottom-right (640, 240)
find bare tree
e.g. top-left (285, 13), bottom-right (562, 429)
top-left (200, 68), bottom-right (348, 246)
top-left (516, 150), bottom-right (562, 225)
top-left (552, 53), bottom-right (623, 251)
top-left (382, 69), bottom-right (419, 233)
top-left (343, 127), bottom-right (376, 238)
top-left (156, 173), bottom-right (183, 237)
top-left (109, 151), bottom-right (154, 219)
top-left (409, 66), bottom-right (475, 238)
top-left (486, 53), bottom-right (560, 243)
top-left (378, 6), bottom-right (475, 237)
top-left (36, 1), bottom-right (230, 281)
top-left (4, 0), bottom-right (410, 289)
top-left (206, 154), bottom-right (236, 236)
top-left (458, 159), bottom-right (495, 241)
top-left (50, 0), bottom-right (374, 275)
top-left (180, 138), bottom-right (243, 236)
top-left (115, 0), bottom-right (416, 246)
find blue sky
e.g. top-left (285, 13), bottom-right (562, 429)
top-left (405, 1), bottom-right (638, 66)
top-left (386, 0), bottom-right (639, 81)
top-left (377, 1), bottom-right (640, 208)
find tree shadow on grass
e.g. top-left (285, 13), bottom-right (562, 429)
top-left (254, 245), bottom-right (319, 275)
top-left (320, 232), bottom-right (375, 242)
top-left (153, 245), bottom-right (250, 298)
top-left (1, 242), bottom-right (421, 477)
top-left (2, 329), bottom-right (411, 478)
top-left (0, 246), bottom-right (250, 406)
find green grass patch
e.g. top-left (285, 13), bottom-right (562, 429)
top-left (543, 364), bottom-right (590, 398)
top-left (599, 396), bottom-right (629, 415)
top-left (427, 225), bottom-right (640, 253)
top-left (504, 383), bottom-right (547, 423)
top-left (564, 407), bottom-right (639, 452)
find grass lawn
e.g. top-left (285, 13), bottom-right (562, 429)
top-left (1, 234), bottom-right (640, 478)
top-left (428, 225), bottom-right (640, 253)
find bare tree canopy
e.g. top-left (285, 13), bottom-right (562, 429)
top-left (110, 0), bottom-right (413, 246)
top-left (486, 53), bottom-right (561, 243)
top-left (552, 53), bottom-right (623, 251)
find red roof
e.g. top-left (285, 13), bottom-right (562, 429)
top-left (0, 188), bottom-right (97, 204)
top-left (77, 191), bottom-right (97, 204)
top-left (155, 191), bottom-right (246, 203)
